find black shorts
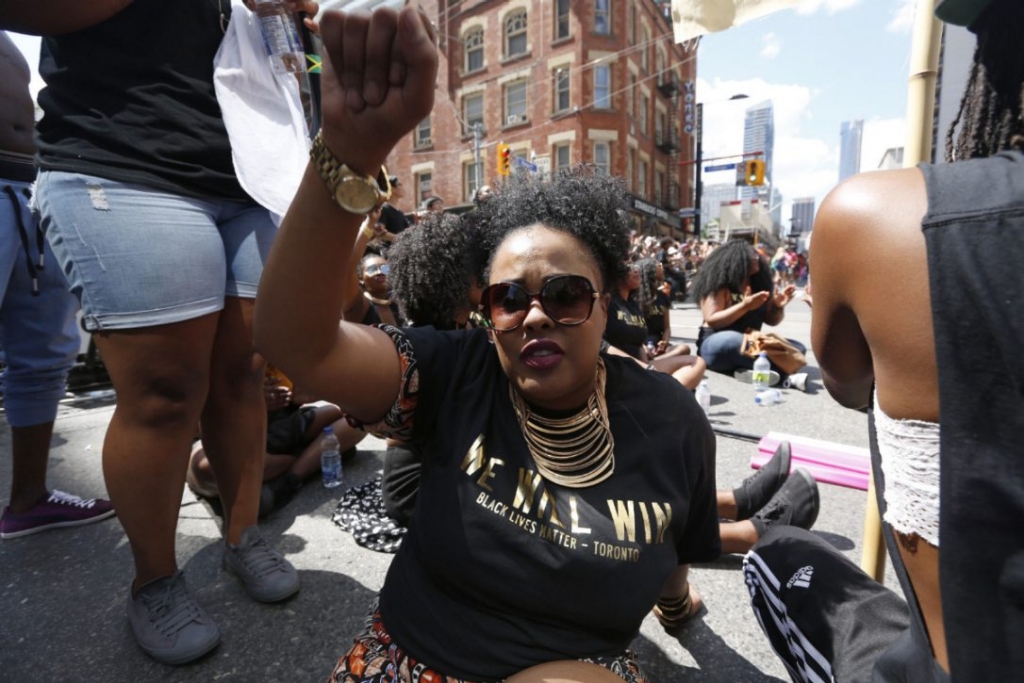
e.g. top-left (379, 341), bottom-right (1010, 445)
top-left (265, 405), bottom-right (318, 455)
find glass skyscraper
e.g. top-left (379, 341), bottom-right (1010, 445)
top-left (839, 120), bottom-right (864, 181)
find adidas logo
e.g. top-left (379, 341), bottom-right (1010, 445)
top-left (786, 565), bottom-right (814, 589)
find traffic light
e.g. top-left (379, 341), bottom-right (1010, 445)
top-left (745, 159), bottom-right (766, 186)
top-left (497, 143), bottom-right (511, 176)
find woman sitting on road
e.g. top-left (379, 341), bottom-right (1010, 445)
top-left (255, 10), bottom-right (720, 680)
top-left (690, 239), bottom-right (800, 379)
top-left (605, 259), bottom-right (706, 390)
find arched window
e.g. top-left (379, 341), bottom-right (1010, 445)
top-left (464, 27), bottom-right (484, 73)
top-left (505, 10), bottom-right (528, 58)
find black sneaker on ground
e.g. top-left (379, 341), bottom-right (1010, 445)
top-left (733, 441), bottom-right (792, 521)
top-left (750, 468), bottom-right (820, 538)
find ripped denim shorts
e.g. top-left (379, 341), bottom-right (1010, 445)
top-left (33, 171), bottom-right (276, 332)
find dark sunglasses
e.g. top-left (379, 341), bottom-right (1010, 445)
top-left (480, 275), bottom-right (600, 332)
top-left (365, 263), bottom-right (390, 277)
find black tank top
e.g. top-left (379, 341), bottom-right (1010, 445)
top-left (870, 151), bottom-right (1024, 680)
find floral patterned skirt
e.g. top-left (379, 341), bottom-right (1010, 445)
top-left (328, 599), bottom-right (648, 683)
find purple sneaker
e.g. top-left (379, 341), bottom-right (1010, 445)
top-left (0, 490), bottom-right (116, 539)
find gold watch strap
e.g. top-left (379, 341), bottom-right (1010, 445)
top-left (309, 131), bottom-right (392, 204)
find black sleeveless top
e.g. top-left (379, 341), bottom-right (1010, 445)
top-left (870, 151), bottom-right (1024, 681)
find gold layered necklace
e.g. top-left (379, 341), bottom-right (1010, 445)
top-left (509, 359), bottom-right (615, 488)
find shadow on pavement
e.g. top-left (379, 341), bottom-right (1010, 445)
top-left (634, 621), bottom-right (786, 682)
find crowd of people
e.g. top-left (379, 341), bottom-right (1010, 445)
top-left (1, 0), bottom-right (1022, 681)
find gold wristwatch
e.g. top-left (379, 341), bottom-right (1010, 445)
top-left (309, 131), bottom-right (391, 215)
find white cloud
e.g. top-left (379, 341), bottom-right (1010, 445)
top-left (795, 0), bottom-right (861, 16)
top-left (887, 0), bottom-right (916, 33)
top-left (860, 117), bottom-right (906, 171)
top-left (697, 77), bottom-right (841, 223)
top-left (761, 32), bottom-right (781, 59)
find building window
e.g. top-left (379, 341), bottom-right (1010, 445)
top-left (505, 10), bottom-right (528, 58)
top-left (655, 112), bottom-right (664, 144)
top-left (594, 142), bottom-right (610, 176)
top-left (627, 4), bottom-right (635, 44)
top-left (640, 26), bottom-right (650, 72)
top-left (639, 94), bottom-right (649, 136)
top-left (638, 159), bottom-right (648, 197)
top-left (463, 93), bottom-right (483, 136)
top-left (655, 169), bottom-right (664, 205)
top-left (416, 171), bottom-right (433, 204)
top-left (464, 28), bottom-right (484, 73)
top-left (505, 80), bottom-right (528, 124)
top-left (554, 143), bottom-right (571, 173)
top-left (415, 116), bottom-right (432, 148)
top-left (594, 64), bottom-right (611, 110)
top-left (554, 69), bottom-right (571, 113)
top-left (464, 161), bottom-right (481, 203)
top-left (555, 0), bottom-right (570, 39)
top-left (594, 0), bottom-right (611, 35)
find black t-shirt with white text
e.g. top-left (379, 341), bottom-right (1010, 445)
top-left (645, 291), bottom-right (671, 339)
top-left (604, 295), bottom-right (649, 359)
top-left (377, 327), bottom-right (719, 679)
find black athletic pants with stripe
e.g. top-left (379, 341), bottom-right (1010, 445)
top-left (743, 527), bottom-right (947, 683)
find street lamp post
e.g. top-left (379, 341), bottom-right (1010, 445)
top-left (691, 94), bottom-right (748, 237)
top-left (693, 102), bottom-right (704, 238)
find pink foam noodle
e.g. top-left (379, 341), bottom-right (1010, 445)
top-left (752, 431), bottom-right (871, 491)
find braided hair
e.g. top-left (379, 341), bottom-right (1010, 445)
top-left (945, 0), bottom-right (1024, 161)
top-left (635, 257), bottom-right (661, 314)
top-left (688, 239), bottom-right (772, 304)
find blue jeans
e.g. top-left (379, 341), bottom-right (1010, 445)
top-left (34, 171), bottom-right (276, 332)
top-left (698, 329), bottom-right (806, 375)
top-left (697, 330), bottom-right (751, 374)
top-left (1, 177), bottom-right (80, 427)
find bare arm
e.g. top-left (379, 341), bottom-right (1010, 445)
top-left (341, 218), bottom-right (375, 322)
top-left (254, 7), bottom-right (437, 421)
top-left (809, 181), bottom-right (877, 409)
top-left (700, 287), bottom-right (769, 329)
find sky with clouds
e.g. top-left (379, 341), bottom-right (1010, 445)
top-left (10, 0), bottom-right (921, 226)
top-left (695, 0), bottom-right (918, 225)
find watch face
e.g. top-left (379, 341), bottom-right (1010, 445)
top-left (335, 177), bottom-right (378, 214)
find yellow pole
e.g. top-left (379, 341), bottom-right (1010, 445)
top-left (859, 0), bottom-right (943, 582)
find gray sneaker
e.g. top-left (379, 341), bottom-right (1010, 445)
top-left (223, 526), bottom-right (300, 603)
top-left (126, 572), bottom-right (220, 665)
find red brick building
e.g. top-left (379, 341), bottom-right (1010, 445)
top-left (383, 0), bottom-right (697, 237)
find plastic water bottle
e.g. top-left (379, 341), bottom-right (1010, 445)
top-left (254, 0), bottom-right (306, 75)
top-left (755, 389), bottom-right (783, 406)
top-left (320, 426), bottom-right (342, 489)
top-left (752, 352), bottom-right (772, 393)
top-left (695, 380), bottom-right (711, 417)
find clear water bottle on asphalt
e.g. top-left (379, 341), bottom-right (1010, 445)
top-left (254, 0), bottom-right (306, 75)
top-left (752, 352), bottom-right (772, 393)
top-left (320, 426), bottom-right (342, 489)
top-left (695, 380), bottom-right (711, 417)
top-left (755, 389), bottom-right (783, 406)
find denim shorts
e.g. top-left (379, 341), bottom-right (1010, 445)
top-left (33, 171), bottom-right (276, 332)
